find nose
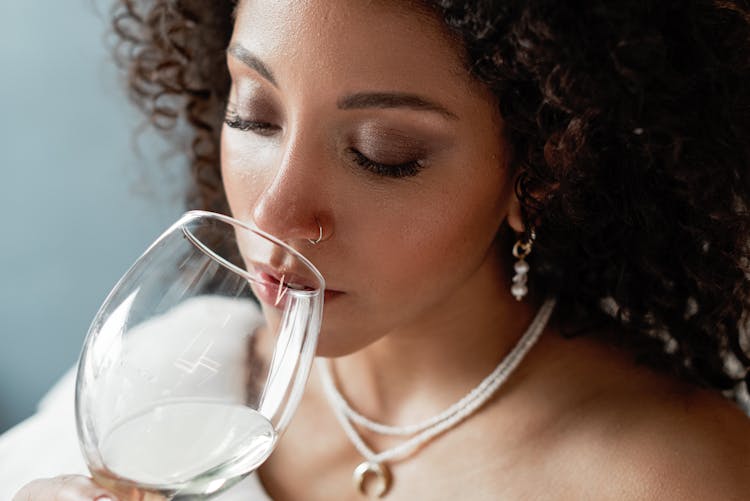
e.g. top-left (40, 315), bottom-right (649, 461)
top-left (251, 133), bottom-right (330, 245)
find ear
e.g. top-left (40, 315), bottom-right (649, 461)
top-left (506, 185), bottom-right (525, 234)
top-left (505, 170), bottom-right (554, 234)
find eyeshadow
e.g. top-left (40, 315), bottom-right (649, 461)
top-left (352, 125), bottom-right (430, 163)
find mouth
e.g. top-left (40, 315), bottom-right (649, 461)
top-left (251, 263), bottom-right (343, 306)
top-left (253, 263), bottom-right (320, 291)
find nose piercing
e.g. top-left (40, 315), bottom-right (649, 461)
top-left (308, 219), bottom-right (324, 245)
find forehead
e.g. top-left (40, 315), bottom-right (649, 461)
top-left (230, 0), bottom-right (477, 99)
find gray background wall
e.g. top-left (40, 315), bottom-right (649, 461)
top-left (0, 0), bottom-right (189, 432)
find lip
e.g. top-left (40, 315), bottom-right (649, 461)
top-left (251, 263), bottom-right (343, 303)
top-left (252, 278), bottom-right (290, 308)
top-left (253, 263), bottom-right (323, 291)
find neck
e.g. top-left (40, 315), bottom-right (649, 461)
top-left (328, 247), bottom-right (545, 427)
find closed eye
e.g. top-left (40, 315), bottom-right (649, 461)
top-left (224, 111), bottom-right (280, 136)
top-left (348, 148), bottom-right (424, 178)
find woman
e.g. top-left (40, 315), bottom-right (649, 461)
top-left (12, 0), bottom-right (750, 499)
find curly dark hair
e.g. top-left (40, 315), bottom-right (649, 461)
top-left (110, 0), bottom-right (750, 404)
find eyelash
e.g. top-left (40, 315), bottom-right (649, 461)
top-left (346, 148), bottom-right (424, 178)
top-left (224, 111), bottom-right (279, 136)
top-left (223, 110), bottom-right (425, 178)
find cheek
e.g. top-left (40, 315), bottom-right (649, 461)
top-left (370, 125), bottom-right (510, 298)
top-left (361, 168), bottom-right (509, 308)
top-left (220, 128), bottom-right (267, 217)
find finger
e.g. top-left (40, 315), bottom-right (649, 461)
top-left (12, 475), bottom-right (121, 501)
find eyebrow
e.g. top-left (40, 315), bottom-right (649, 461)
top-left (337, 92), bottom-right (458, 120)
top-left (226, 44), bottom-right (459, 121)
top-left (226, 43), bottom-right (278, 87)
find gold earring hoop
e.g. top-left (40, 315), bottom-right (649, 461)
top-left (308, 219), bottom-right (324, 245)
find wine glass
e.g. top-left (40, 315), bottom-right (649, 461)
top-left (74, 210), bottom-right (325, 500)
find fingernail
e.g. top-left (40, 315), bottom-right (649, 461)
top-left (94, 496), bottom-right (115, 501)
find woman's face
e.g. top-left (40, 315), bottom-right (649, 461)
top-left (222, 0), bottom-right (518, 356)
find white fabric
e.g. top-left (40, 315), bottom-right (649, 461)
top-left (0, 297), bottom-right (274, 500)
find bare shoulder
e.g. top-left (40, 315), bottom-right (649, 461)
top-left (623, 391), bottom-right (749, 499)
top-left (556, 373), bottom-right (750, 499)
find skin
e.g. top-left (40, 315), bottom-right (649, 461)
top-left (221, 0), bottom-right (533, 357)
top-left (220, 0), bottom-right (538, 422)
top-left (15, 0), bottom-right (750, 499)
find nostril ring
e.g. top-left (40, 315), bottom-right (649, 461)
top-left (308, 218), bottom-right (324, 245)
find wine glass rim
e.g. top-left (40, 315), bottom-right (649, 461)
top-left (179, 210), bottom-right (326, 295)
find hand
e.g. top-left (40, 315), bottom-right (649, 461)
top-left (12, 474), bottom-right (164, 501)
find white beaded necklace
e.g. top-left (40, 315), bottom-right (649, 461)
top-left (316, 296), bottom-right (557, 498)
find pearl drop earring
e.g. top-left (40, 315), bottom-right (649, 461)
top-left (511, 227), bottom-right (536, 301)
